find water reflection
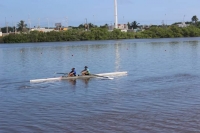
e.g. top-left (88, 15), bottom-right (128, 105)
top-left (67, 78), bottom-right (90, 87)
top-left (186, 41), bottom-right (198, 45)
top-left (67, 79), bottom-right (76, 85)
top-left (114, 43), bottom-right (120, 71)
top-left (80, 78), bottom-right (90, 88)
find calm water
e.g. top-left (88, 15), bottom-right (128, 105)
top-left (1, 38), bottom-right (200, 133)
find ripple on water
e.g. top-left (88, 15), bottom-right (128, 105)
top-left (1, 39), bottom-right (200, 132)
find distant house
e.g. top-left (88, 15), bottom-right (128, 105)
top-left (108, 24), bottom-right (128, 32)
top-left (117, 24), bottom-right (128, 30)
top-left (0, 32), bottom-right (2, 37)
top-left (177, 22), bottom-right (190, 27)
top-left (31, 28), bottom-right (54, 32)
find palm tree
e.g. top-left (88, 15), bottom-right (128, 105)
top-left (17, 20), bottom-right (27, 32)
top-left (88, 23), bottom-right (97, 28)
top-left (100, 24), bottom-right (108, 28)
top-left (131, 21), bottom-right (140, 29)
top-left (191, 15), bottom-right (199, 24)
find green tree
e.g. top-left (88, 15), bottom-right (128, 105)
top-left (130, 21), bottom-right (140, 29)
top-left (191, 15), bottom-right (199, 25)
top-left (127, 22), bottom-right (131, 29)
top-left (88, 23), bottom-right (97, 28)
top-left (1, 27), bottom-right (13, 33)
top-left (100, 24), bottom-right (108, 28)
top-left (17, 20), bottom-right (28, 32)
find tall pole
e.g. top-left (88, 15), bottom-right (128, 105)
top-left (38, 18), bottom-right (40, 28)
top-left (66, 17), bottom-right (68, 28)
top-left (5, 17), bottom-right (8, 33)
top-left (114, 0), bottom-right (118, 29)
top-left (85, 18), bottom-right (87, 31)
top-left (183, 15), bottom-right (185, 23)
top-left (15, 23), bottom-right (16, 33)
top-left (47, 18), bottom-right (49, 29)
top-left (93, 15), bottom-right (95, 26)
top-left (28, 14), bottom-right (31, 30)
top-left (11, 16), bottom-right (13, 32)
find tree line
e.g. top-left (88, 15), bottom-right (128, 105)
top-left (1, 15), bottom-right (200, 43)
top-left (2, 25), bottom-right (200, 43)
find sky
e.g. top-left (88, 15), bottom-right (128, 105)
top-left (0, 0), bottom-right (200, 28)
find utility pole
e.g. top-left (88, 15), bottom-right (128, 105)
top-left (85, 18), bottom-right (88, 31)
top-left (38, 18), bottom-right (40, 28)
top-left (65, 17), bottom-right (68, 28)
top-left (11, 16), bottom-right (13, 32)
top-left (114, 0), bottom-right (118, 29)
top-left (183, 15), bottom-right (185, 23)
top-left (15, 23), bottom-right (16, 33)
top-left (5, 17), bottom-right (8, 33)
top-left (47, 18), bottom-right (49, 29)
top-left (28, 14), bottom-right (31, 31)
top-left (93, 15), bottom-right (95, 26)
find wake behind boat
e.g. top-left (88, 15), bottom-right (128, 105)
top-left (30, 71), bottom-right (128, 83)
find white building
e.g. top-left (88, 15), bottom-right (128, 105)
top-left (117, 24), bottom-right (128, 30)
top-left (0, 32), bottom-right (2, 37)
top-left (177, 22), bottom-right (189, 27)
top-left (31, 28), bottom-right (54, 32)
top-left (108, 24), bottom-right (128, 32)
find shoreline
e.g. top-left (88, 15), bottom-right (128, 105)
top-left (1, 25), bottom-right (200, 43)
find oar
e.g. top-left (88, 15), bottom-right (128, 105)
top-left (93, 74), bottom-right (114, 80)
top-left (56, 73), bottom-right (68, 75)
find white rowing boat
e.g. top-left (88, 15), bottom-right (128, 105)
top-left (30, 71), bottom-right (127, 83)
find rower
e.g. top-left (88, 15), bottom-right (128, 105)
top-left (68, 68), bottom-right (76, 77)
top-left (81, 66), bottom-right (90, 75)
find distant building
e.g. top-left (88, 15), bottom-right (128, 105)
top-left (177, 22), bottom-right (189, 27)
top-left (0, 32), bottom-right (2, 37)
top-left (31, 28), bottom-right (54, 32)
top-left (108, 24), bottom-right (128, 32)
top-left (141, 25), bottom-right (151, 29)
top-left (108, 25), bottom-right (114, 31)
top-left (117, 24), bottom-right (128, 30)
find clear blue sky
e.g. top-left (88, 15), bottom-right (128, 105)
top-left (0, 0), bottom-right (200, 28)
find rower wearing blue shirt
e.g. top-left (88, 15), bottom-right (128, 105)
top-left (68, 68), bottom-right (76, 77)
top-left (81, 66), bottom-right (90, 75)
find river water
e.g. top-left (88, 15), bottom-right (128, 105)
top-left (0, 38), bottom-right (200, 133)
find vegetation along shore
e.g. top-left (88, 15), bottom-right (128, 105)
top-left (1, 15), bottom-right (200, 43)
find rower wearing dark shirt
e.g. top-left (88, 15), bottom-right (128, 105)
top-left (68, 68), bottom-right (76, 77)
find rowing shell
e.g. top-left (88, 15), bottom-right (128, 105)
top-left (30, 71), bottom-right (127, 83)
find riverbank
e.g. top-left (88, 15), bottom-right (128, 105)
top-left (0, 37), bottom-right (3, 43)
top-left (1, 26), bottom-right (200, 43)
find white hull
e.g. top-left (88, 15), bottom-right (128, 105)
top-left (30, 71), bottom-right (127, 83)
top-left (96, 71), bottom-right (127, 76)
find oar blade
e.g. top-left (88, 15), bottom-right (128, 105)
top-left (93, 74), bottom-right (114, 80)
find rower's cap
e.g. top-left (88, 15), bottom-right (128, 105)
top-left (85, 66), bottom-right (88, 68)
top-left (72, 68), bottom-right (75, 70)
